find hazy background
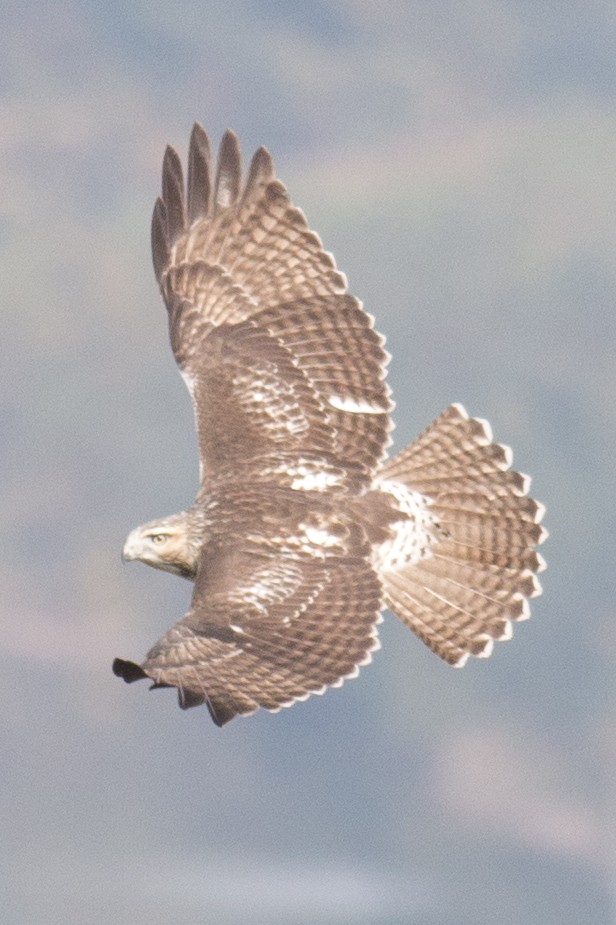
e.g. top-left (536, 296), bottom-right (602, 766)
top-left (2, 2), bottom-right (615, 923)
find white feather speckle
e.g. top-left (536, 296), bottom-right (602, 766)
top-left (179, 367), bottom-right (196, 399)
top-left (373, 479), bottom-right (438, 572)
top-left (305, 526), bottom-right (339, 548)
top-left (290, 469), bottom-right (341, 491)
top-left (328, 395), bottom-right (386, 414)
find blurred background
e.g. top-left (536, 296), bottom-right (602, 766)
top-left (2, 2), bottom-right (615, 923)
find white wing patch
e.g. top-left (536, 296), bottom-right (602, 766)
top-left (305, 526), bottom-right (340, 548)
top-left (327, 395), bottom-right (387, 414)
top-left (179, 367), bottom-right (196, 399)
top-left (290, 469), bottom-right (342, 491)
top-left (178, 367), bottom-right (203, 479)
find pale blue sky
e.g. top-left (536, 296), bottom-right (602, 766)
top-left (2, 3), bottom-right (615, 923)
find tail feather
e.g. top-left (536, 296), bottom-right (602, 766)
top-left (375, 403), bottom-right (546, 665)
top-left (434, 508), bottom-right (545, 549)
top-left (398, 468), bottom-right (531, 498)
top-left (435, 538), bottom-right (544, 572)
top-left (384, 571), bottom-right (505, 665)
top-left (399, 440), bottom-right (512, 478)
top-left (416, 551), bottom-right (541, 603)
top-left (431, 491), bottom-right (544, 523)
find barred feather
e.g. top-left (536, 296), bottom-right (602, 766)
top-left (116, 128), bottom-right (547, 725)
top-left (376, 403), bottom-right (546, 665)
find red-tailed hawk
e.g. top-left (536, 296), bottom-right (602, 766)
top-left (113, 125), bottom-right (547, 726)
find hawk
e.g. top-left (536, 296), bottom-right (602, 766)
top-left (113, 125), bottom-right (547, 726)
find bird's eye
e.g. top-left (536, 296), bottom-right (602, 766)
top-left (150, 534), bottom-right (169, 545)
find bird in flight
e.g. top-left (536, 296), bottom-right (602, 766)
top-left (113, 125), bottom-right (546, 726)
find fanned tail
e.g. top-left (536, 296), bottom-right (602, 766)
top-left (374, 404), bottom-right (547, 666)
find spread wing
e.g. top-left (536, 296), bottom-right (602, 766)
top-left (152, 125), bottom-right (392, 487)
top-left (114, 540), bottom-right (383, 726)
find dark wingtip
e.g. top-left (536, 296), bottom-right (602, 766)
top-left (214, 129), bottom-right (241, 211)
top-left (151, 196), bottom-right (169, 282)
top-left (187, 122), bottom-right (212, 224)
top-left (161, 144), bottom-right (186, 244)
top-left (112, 658), bottom-right (148, 684)
top-left (242, 145), bottom-right (275, 202)
top-left (205, 696), bottom-right (238, 727)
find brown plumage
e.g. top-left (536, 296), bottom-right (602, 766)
top-left (114, 125), bottom-right (547, 726)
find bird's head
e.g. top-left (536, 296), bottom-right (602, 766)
top-left (122, 512), bottom-right (199, 579)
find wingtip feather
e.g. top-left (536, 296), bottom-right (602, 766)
top-left (214, 129), bottom-right (241, 211)
top-left (151, 197), bottom-right (169, 282)
top-left (161, 145), bottom-right (186, 242)
top-left (112, 657), bottom-right (148, 684)
top-left (187, 122), bottom-right (212, 224)
top-left (247, 144), bottom-right (274, 184)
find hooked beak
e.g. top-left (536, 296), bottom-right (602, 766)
top-left (122, 528), bottom-right (142, 563)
